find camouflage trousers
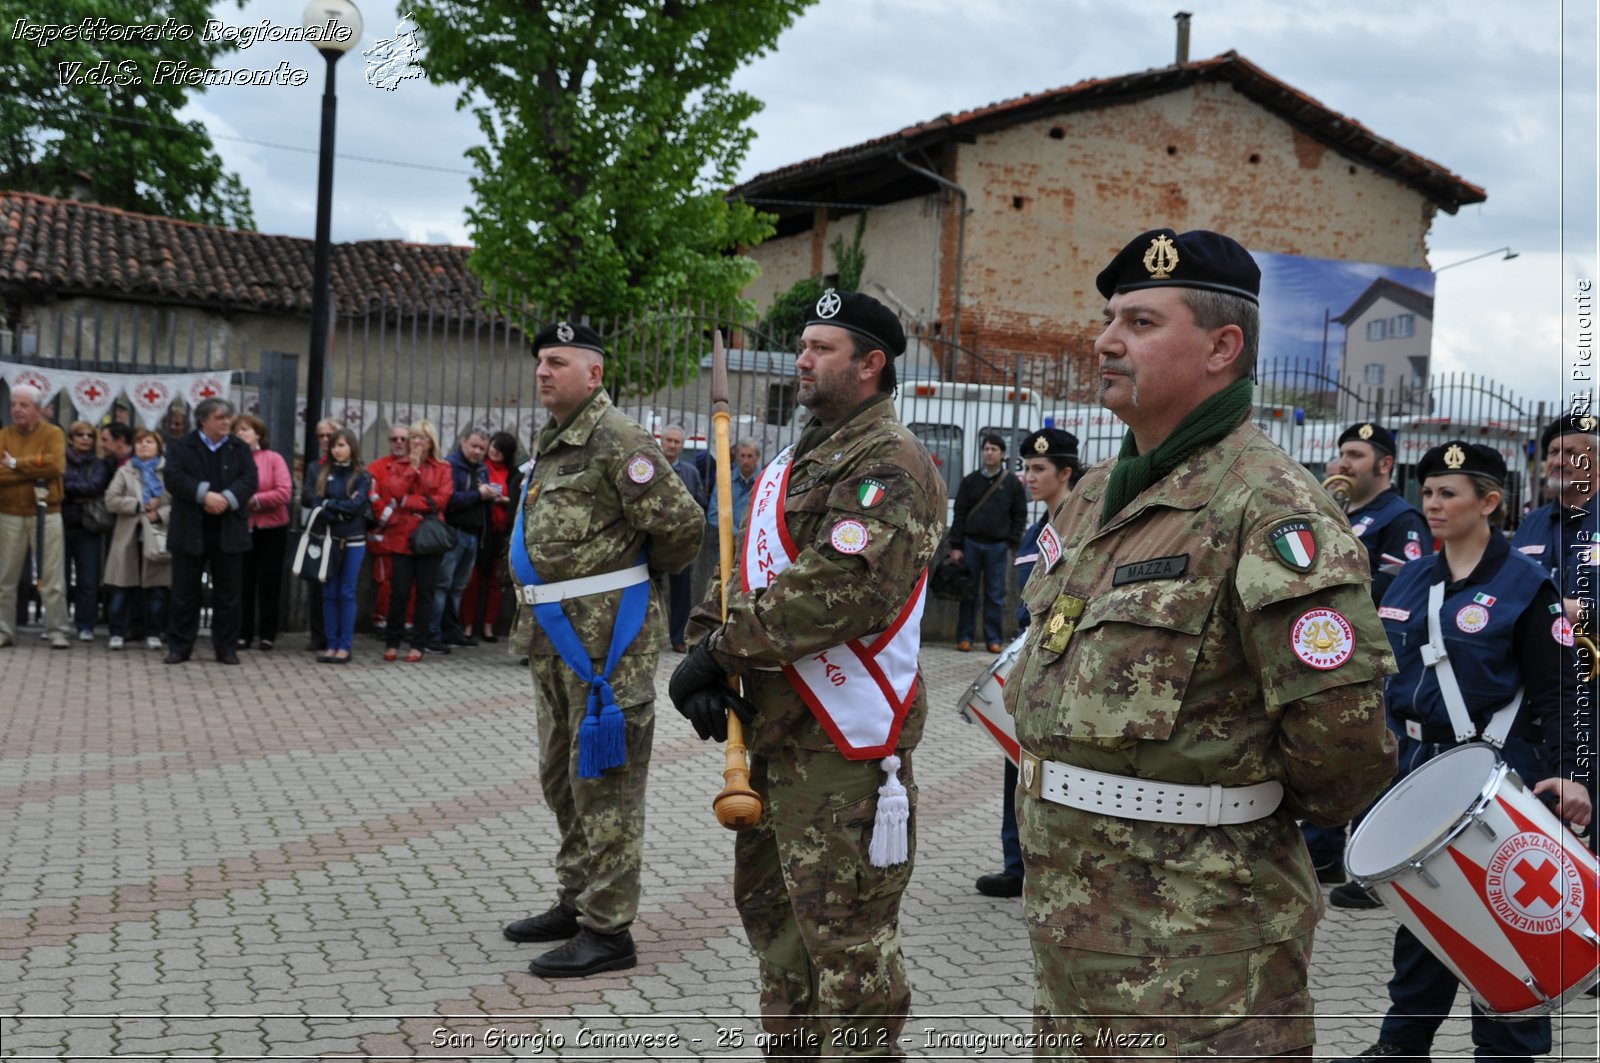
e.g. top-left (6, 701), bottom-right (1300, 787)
top-left (733, 742), bottom-right (917, 1060)
top-left (1030, 928), bottom-right (1314, 1059)
top-left (531, 654), bottom-right (656, 935)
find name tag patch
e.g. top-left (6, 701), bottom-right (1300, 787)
top-left (1378, 605), bottom-right (1410, 621)
top-left (1111, 554), bottom-right (1189, 585)
top-left (1519, 544), bottom-right (1547, 556)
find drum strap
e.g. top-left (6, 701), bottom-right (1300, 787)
top-left (1424, 581), bottom-right (1522, 747)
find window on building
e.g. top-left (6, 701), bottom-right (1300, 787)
top-left (1366, 319), bottom-right (1389, 341)
top-left (1364, 363), bottom-right (1385, 386)
top-left (1391, 313), bottom-right (1415, 338)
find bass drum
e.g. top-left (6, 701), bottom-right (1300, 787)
top-left (956, 631), bottom-right (1028, 766)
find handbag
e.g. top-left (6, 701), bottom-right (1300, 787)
top-left (409, 504), bottom-right (458, 556)
top-left (80, 495), bottom-right (116, 535)
top-left (141, 514), bottom-right (170, 563)
top-left (292, 506), bottom-right (333, 582)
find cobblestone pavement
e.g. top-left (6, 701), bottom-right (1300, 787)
top-left (1, 630), bottom-right (1596, 1059)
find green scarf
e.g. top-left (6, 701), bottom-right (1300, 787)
top-left (794, 393), bottom-right (891, 462)
top-left (1100, 377), bottom-right (1253, 526)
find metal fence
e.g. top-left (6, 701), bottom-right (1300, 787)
top-left (2, 299), bottom-right (1571, 512)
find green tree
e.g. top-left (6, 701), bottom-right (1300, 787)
top-left (760, 214), bottom-right (867, 345)
top-left (413, 1), bottom-right (813, 336)
top-left (0, 1), bottom-right (255, 227)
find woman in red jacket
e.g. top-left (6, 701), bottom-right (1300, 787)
top-left (369, 420), bottom-right (453, 662)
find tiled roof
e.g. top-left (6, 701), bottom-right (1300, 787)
top-left (0, 190), bottom-right (484, 316)
top-left (732, 51), bottom-right (1486, 216)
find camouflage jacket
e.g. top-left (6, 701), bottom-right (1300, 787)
top-left (514, 389), bottom-right (705, 703)
top-left (692, 394), bottom-right (947, 757)
top-left (1003, 417), bottom-right (1397, 955)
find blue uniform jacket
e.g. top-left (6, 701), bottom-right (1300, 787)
top-left (1512, 496), bottom-right (1600, 600)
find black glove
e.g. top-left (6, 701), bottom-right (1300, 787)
top-left (678, 686), bottom-right (756, 743)
top-left (668, 641), bottom-right (726, 710)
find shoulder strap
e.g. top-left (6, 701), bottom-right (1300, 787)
top-left (971, 473), bottom-right (1006, 516)
top-left (1424, 580), bottom-right (1522, 747)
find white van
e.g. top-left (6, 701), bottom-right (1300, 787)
top-left (895, 381), bottom-right (1044, 500)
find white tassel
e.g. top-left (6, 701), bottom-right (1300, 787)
top-left (868, 755), bottom-right (909, 867)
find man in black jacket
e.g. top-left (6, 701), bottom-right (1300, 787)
top-left (163, 397), bottom-right (257, 664)
top-left (430, 428), bottom-right (492, 649)
top-left (948, 433), bottom-right (1026, 652)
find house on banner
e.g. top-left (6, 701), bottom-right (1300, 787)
top-left (730, 49), bottom-right (1485, 400)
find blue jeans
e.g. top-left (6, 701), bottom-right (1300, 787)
top-left (430, 529), bottom-right (478, 641)
top-left (109, 586), bottom-right (168, 639)
top-left (956, 539), bottom-right (1010, 644)
top-left (64, 526), bottom-right (103, 633)
top-left (320, 541), bottom-right (365, 654)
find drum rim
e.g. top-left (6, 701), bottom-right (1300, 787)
top-left (1345, 743), bottom-right (1507, 883)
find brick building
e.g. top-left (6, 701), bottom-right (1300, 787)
top-left (730, 51), bottom-right (1485, 399)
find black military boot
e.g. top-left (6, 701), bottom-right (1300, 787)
top-left (502, 904), bottom-right (580, 943)
top-left (527, 927), bottom-right (636, 978)
top-left (1328, 1041), bottom-right (1431, 1062)
top-left (1328, 881), bottom-right (1383, 910)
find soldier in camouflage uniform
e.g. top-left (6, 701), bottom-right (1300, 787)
top-left (501, 321), bottom-right (704, 978)
top-left (1003, 230), bottom-right (1398, 1057)
top-left (671, 290), bottom-right (946, 1058)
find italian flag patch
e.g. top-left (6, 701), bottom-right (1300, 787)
top-left (858, 478), bottom-right (887, 508)
top-left (1267, 520), bottom-right (1318, 572)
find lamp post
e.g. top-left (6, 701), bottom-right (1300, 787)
top-left (1434, 246), bottom-right (1518, 272)
top-left (301, 1), bottom-right (363, 470)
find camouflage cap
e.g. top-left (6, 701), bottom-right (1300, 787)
top-left (1095, 228), bottom-right (1260, 305)
top-left (1418, 440), bottom-right (1506, 484)
top-left (803, 288), bottom-right (906, 358)
top-left (1337, 421), bottom-right (1396, 458)
top-left (1539, 412), bottom-right (1599, 457)
top-left (532, 320), bottom-right (607, 358)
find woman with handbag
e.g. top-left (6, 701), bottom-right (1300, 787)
top-left (302, 428), bottom-right (372, 664)
top-left (369, 420), bottom-right (452, 663)
top-left (102, 429), bottom-right (172, 650)
top-left (61, 420), bottom-right (114, 641)
top-left (234, 413), bottom-right (293, 651)
top-left (459, 430), bottom-right (522, 643)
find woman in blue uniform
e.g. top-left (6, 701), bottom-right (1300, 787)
top-left (1340, 441), bottom-right (1591, 1063)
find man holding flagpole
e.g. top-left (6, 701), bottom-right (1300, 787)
top-left (671, 289), bottom-right (945, 1055)
top-left (500, 321), bottom-right (703, 979)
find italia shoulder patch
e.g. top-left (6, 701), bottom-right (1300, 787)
top-left (857, 478), bottom-right (887, 508)
top-left (1291, 608), bottom-right (1354, 670)
top-left (1267, 519), bottom-right (1318, 572)
top-left (626, 455), bottom-right (655, 484)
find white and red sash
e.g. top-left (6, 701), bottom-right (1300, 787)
top-left (743, 445), bottom-right (927, 760)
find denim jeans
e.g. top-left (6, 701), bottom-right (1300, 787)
top-left (320, 541), bottom-right (365, 654)
top-left (430, 529), bottom-right (478, 641)
top-left (956, 538), bottom-right (1010, 644)
top-left (109, 586), bottom-right (168, 639)
top-left (64, 525), bottom-right (104, 633)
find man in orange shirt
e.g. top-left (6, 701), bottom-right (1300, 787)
top-left (0, 385), bottom-right (70, 648)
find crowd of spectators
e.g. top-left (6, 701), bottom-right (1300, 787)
top-left (1, 391), bottom-right (542, 665)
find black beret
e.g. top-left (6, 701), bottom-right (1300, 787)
top-left (803, 288), bottom-right (906, 358)
top-left (1417, 440), bottom-right (1506, 485)
top-left (1021, 427), bottom-right (1079, 458)
top-left (1337, 421), bottom-right (1396, 458)
top-left (1539, 412), bottom-right (1599, 456)
top-left (1095, 228), bottom-right (1261, 304)
top-left (531, 320), bottom-right (606, 358)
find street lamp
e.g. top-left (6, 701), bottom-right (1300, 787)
top-left (1433, 247), bottom-right (1519, 272)
top-left (301, 1), bottom-right (363, 469)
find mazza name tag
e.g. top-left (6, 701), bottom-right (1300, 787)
top-left (1111, 554), bottom-right (1189, 586)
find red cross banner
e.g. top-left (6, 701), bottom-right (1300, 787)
top-left (0, 361), bottom-right (62, 404)
top-left (2, 361), bottom-right (236, 429)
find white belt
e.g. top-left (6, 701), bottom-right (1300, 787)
top-left (1019, 750), bottom-right (1283, 826)
top-left (520, 563), bottom-right (649, 606)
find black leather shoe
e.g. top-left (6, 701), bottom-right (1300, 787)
top-left (216, 651), bottom-right (240, 665)
top-left (1328, 882), bottom-right (1383, 910)
top-left (503, 905), bottom-right (580, 943)
top-left (164, 650), bottom-right (190, 665)
top-left (527, 927), bottom-right (636, 978)
top-left (445, 636), bottom-right (477, 647)
top-left (424, 640), bottom-right (453, 654)
top-left (1327, 1041), bottom-right (1431, 1062)
top-left (976, 872), bottom-right (1023, 898)
top-left (1315, 861), bottom-right (1348, 885)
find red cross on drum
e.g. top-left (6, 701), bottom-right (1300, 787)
top-left (1344, 744), bottom-right (1600, 1017)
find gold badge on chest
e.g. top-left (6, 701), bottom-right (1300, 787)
top-left (1044, 595), bottom-right (1086, 653)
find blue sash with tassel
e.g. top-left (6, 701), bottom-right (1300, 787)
top-left (510, 466), bottom-right (649, 778)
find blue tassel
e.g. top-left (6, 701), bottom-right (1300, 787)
top-left (577, 700), bottom-right (603, 779)
top-left (597, 698), bottom-right (627, 771)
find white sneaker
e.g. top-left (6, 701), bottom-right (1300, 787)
top-left (78, 629), bottom-right (93, 642)
top-left (146, 637), bottom-right (163, 650)
top-left (49, 633), bottom-right (70, 650)
top-left (109, 636), bottom-right (124, 650)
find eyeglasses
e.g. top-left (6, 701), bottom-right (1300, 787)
top-left (71, 431), bottom-right (94, 438)
top-left (390, 435), bottom-right (408, 442)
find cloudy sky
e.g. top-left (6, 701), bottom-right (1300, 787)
top-left (179, 0), bottom-right (1595, 395)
